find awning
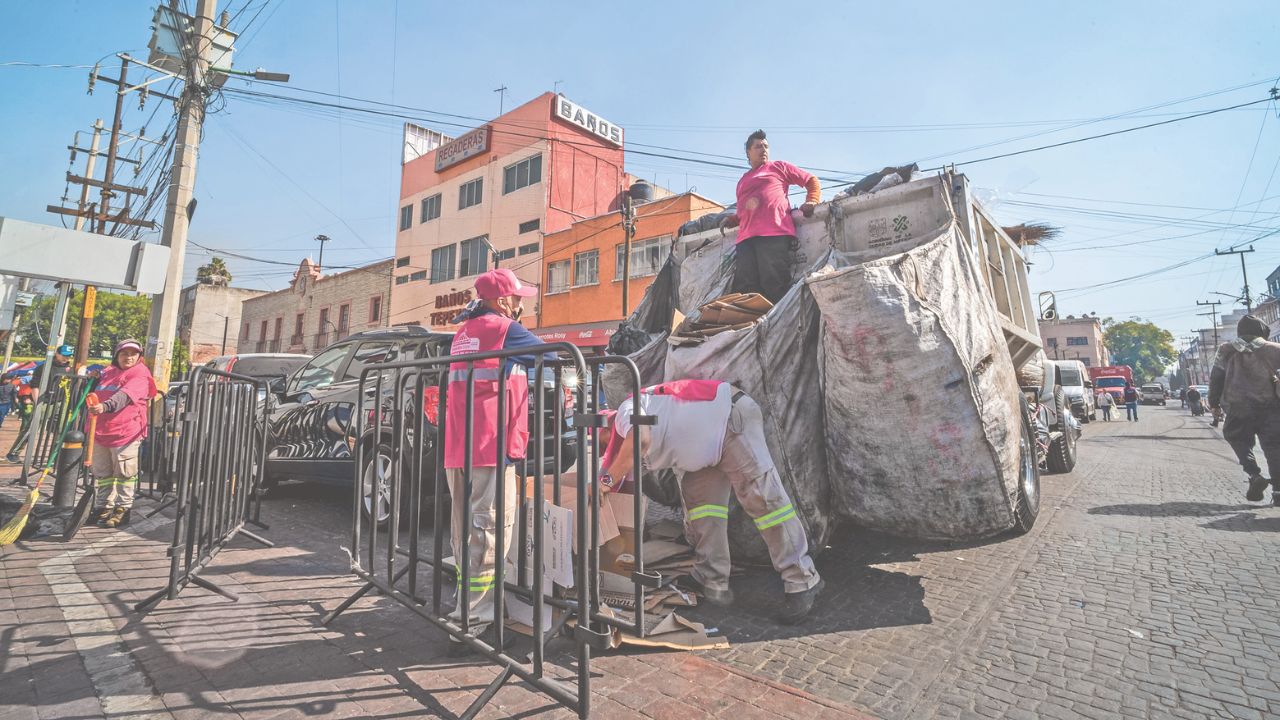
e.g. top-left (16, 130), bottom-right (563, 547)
top-left (532, 320), bottom-right (620, 348)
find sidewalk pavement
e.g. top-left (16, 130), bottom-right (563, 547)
top-left (0, 417), bottom-right (870, 720)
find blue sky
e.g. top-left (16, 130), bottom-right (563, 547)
top-left (2, 1), bottom-right (1278, 346)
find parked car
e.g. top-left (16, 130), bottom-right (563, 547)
top-left (263, 326), bottom-right (578, 524)
top-left (1140, 383), bottom-right (1167, 405)
top-left (203, 353), bottom-right (312, 401)
top-left (1051, 360), bottom-right (1096, 423)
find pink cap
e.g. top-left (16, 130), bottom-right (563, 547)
top-left (114, 339), bottom-right (143, 355)
top-left (474, 268), bottom-right (537, 300)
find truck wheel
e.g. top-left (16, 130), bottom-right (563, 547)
top-left (1012, 396), bottom-right (1041, 534)
top-left (1046, 428), bottom-right (1077, 474)
top-left (1052, 385), bottom-right (1067, 431)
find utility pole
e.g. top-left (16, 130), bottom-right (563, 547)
top-left (146, 0), bottom-right (218, 390)
top-left (1196, 300), bottom-right (1221, 351)
top-left (69, 119), bottom-right (105, 366)
top-left (220, 314), bottom-right (229, 354)
top-left (494, 84), bottom-right (508, 115)
top-left (1215, 245), bottom-right (1256, 312)
top-left (620, 192), bottom-right (635, 317)
top-left (315, 234), bottom-right (330, 271)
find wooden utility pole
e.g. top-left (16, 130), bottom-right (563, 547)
top-left (1195, 300), bottom-right (1221, 351)
top-left (146, 0), bottom-right (218, 389)
top-left (1215, 245), bottom-right (1256, 312)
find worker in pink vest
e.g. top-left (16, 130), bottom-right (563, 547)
top-left (601, 380), bottom-right (824, 624)
top-left (443, 268), bottom-right (550, 649)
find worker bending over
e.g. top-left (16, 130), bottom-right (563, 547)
top-left (601, 380), bottom-right (824, 624)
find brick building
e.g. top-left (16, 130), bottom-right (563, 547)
top-left (1037, 314), bottom-right (1109, 367)
top-left (176, 283), bottom-right (266, 364)
top-left (237, 258), bottom-right (392, 355)
top-left (536, 191), bottom-right (723, 350)
top-left (390, 92), bottom-right (628, 330)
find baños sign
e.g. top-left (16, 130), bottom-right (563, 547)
top-left (553, 96), bottom-right (623, 147)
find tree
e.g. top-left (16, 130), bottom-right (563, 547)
top-left (13, 290), bottom-right (151, 358)
top-left (1102, 319), bottom-right (1177, 383)
top-left (196, 257), bottom-right (232, 286)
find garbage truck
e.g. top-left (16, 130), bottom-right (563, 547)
top-left (605, 170), bottom-right (1048, 560)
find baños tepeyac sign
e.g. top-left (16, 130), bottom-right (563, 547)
top-left (553, 95), bottom-right (622, 147)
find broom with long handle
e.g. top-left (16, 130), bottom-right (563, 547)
top-left (62, 395), bottom-right (100, 541)
top-left (0, 381), bottom-right (96, 545)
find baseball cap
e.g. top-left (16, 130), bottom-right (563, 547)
top-left (114, 339), bottom-right (143, 356)
top-left (56, 344), bottom-right (73, 357)
top-left (474, 268), bottom-right (537, 300)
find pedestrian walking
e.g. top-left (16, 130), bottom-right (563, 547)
top-left (1208, 315), bottom-right (1280, 504)
top-left (1179, 386), bottom-right (1186, 408)
top-left (1097, 388), bottom-right (1115, 421)
top-left (601, 380), bottom-right (824, 624)
top-left (1123, 380), bottom-right (1139, 421)
top-left (87, 339), bottom-right (157, 529)
top-left (6, 345), bottom-right (75, 462)
top-left (0, 374), bottom-right (15, 429)
top-left (719, 130), bottom-right (821, 304)
top-left (442, 268), bottom-right (551, 651)
top-left (1186, 386), bottom-right (1203, 415)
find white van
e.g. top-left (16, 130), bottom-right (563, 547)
top-left (1052, 360), bottom-right (1096, 423)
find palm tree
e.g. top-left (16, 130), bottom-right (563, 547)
top-left (196, 257), bottom-right (232, 286)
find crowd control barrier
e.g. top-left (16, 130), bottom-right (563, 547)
top-left (320, 343), bottom-right (657, 719)
top-left (20, 374), bottom-right (95, 481)
top-left (141, 385), bottom-right (185, 500)
top-left (135, 366), bottom-right (273, 612)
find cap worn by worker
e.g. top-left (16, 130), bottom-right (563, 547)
top-left (1237, 314), bottom-right (1270, 340)
top-left (474, 268), bottom-right (538, 300)
top-left (56, 345), bottom-right (74, 357)
top-left (114, 339), bottom-right (144, 356)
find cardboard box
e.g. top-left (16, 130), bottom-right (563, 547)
top-left (601, 490), bottom-right (646, 574)
top-left (522, 472), bottom-right (621, 550)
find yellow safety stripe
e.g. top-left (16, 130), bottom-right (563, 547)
top-left (456, 572), bottom-right (496, 591)
top-left (96, 478), bottom-right (116, 488)
top-left (755, 504), bottom-right (797, 530)
top-left (687, 504), bottom-right (729, 521)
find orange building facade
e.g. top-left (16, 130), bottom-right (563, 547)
top-left (390, 92), bottom-right (628, 330)
top-left (536, 192), bottom-right (723, 349)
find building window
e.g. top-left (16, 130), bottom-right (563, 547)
top-left (369, 295), bottom-right (382, 323)
top-left (458, 178), bottom-right (483, 210)
top-left (399, 205), bottom-right (412, 231)
top-left (396, 256), bottom-right (410, 268)
top-left (318, 308), bottom-right (330, 333)
top-left (518, 219), bottom-right (540, 234)
top-left (259, 320), bottom-right (268, 341)
top-left (420, 193), bottom-right (441, 223)
top-left (294, 313), bottom-right (304, 341)
top-left (1046, 337), bottom-right (1058, 348)
top-left (503, 154), bottom-right (542, 195)
top-left (338, 304), bottom-right (351, 332)
top-left (547, 259), bottom-right (571, 294)
top-left (242, 322), bottom-right (249, 340)
top-left (409, 270), bottom-right (427, 282)
top-left (459, 235), bottom-right (489, 277)
top-left (430, 244), bottom-right (456, 283)
top-left (574, 250), bottom-right (599, 287)
top-left (1067, 336), bottom-right (1089, 346)
top-left (395, 275), bottom-right (409, 285)
top-left (518, 242), bottom-right (539, 255)
top-left (273, 317), bottom-right (283, 339)
top-left (496, 248), bottom-right (515, 261)
top-left (615, 236), bottom-right (671, 280)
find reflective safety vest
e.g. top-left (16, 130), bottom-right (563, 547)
top-left (443, 313), bottom-right (530, 469)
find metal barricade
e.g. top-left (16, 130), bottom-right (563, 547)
top-left (320, 344), bottom-right (656, 719)
top-left (141, 383), bottom-right (185, 499)
top-left (17, 374), bottom-right (94, 478)
top-left (135, 366), bottom-right (273, 612)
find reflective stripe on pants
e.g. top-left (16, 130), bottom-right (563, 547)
top-left (679, 394), bottom-right (820, 595)
top-left (445, 464), bottom-right (518, 631)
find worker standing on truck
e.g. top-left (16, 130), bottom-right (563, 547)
top-left (1208, 314), bottom-right (1280, 505)
top-left (721, 130), bottom-right (821, 304)
top-left (443, 268), bottom-right (550, 651)
top-left (600, 380), bottom-right (824, 624)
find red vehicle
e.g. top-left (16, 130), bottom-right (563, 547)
top-left (1088, 365), bottom-right (1134, 401)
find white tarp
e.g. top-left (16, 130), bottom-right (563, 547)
top-left (606, 174), bottom-right (1025, 557)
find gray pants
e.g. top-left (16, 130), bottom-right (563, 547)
top-left (445, 464), bottom-right (517, 630)
top-left (92, 440), bottom-right (141, 510)
top-left (680, 395), bottom-right (821, 594)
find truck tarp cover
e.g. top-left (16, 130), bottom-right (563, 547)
top-left (606, 175), bottom-right (1023, 558)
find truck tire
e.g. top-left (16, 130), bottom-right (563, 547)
top-left (1045, 428), bottom-right (1077, 474)
top-left (1011, 395), bottom-right (1041, 534)
top-left (1052, 385), bottom-right (1067, 431)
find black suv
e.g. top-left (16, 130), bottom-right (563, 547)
top-left (264, 326), bottom-right (578, 523)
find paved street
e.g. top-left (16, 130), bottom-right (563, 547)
top-left (2, 402), bottom-right (1278, 719)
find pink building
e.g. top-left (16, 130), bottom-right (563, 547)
top-left (390, 93), bottom-right (627, 329)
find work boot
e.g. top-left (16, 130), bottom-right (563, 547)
top-left (104, 507), bottom-right (131, 529)
top-left (5, 453), bottom-right (17, 463)
top-left (1246, 474), bottom-right (1269, 502)
top-left (447, 624), bottom-right (515, 657)
top-left (777, 577), bottom-right (826, 626)
top-left (675, 574), bottom-right (734, 607)
top-left (93, 508), bottom-right (114, 525)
